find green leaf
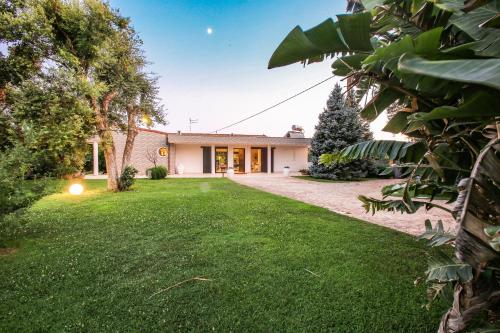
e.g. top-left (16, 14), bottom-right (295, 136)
top-left (410, 89), bottom-right (500, 121)
top-left (398, 54), bottom-right (500, 90)
top-left (360, 0), bottom-right (385, 11)
top-left (418, 220), bottom-right (456, 246)
top-left (484, 226), bottom-right (500, 251)
top-left (268, 12), bottom-right (372, 69)
top-left (449, 2), bottom-right (499, 39)
top-left (340, 140), bottom-right (427, 162)
top-left (361, 88), bottom-right (404, 121)
top-left (304, 19), bottom-right (347, 52)
top-left (480, 12), bottom-right (500, 27)
top-left (426, 250), bottom-right (473, 283)
top-left (383, 112), bottom-right (409, 133)
top-left (337, 12), bottom-right (373, 52)
top-left (332, 54), bottom-right (369, 76)
top-left (268, 26), bottom-right (325, 69)
top-left (414, 27), bottom-right (444, 55)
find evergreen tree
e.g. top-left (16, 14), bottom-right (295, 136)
top-left (309, 84), bottom-right (373, 180)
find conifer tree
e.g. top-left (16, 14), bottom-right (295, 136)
top-left (309, 84), bottom-right (373, 179)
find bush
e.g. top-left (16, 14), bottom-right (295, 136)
top-left (0, 146), bottom-right (47, 222)
top-left (309, 84), bottom-right (373, 180)
top-left (148, 166), bottom-right (167, 180)
top-left (118, 166), bottom-right (138, 191)
top-left (298, 168), bottom-right (310, 175)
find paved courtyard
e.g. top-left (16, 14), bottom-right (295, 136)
top-left (231, 175), bottom-right (455, 236)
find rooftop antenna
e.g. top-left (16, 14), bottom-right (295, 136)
top-left (189, 117), bottom-right (198, 133)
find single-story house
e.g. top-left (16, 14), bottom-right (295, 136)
top-left (88, 128), bottom-right (311, 176)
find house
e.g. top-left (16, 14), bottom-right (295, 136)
top-left (88, 128), bottom-right (311, 176)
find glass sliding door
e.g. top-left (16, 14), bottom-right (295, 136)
top-left (251, 148), bottom-right (261, 172)
top-left (233, 148), bottom-right (245, 173)
top-left (215, 147), bottom-right (228, 173)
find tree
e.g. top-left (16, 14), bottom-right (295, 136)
top-left (268, 0), bottom-right (500, 331)
top-left (6, 69), bottom-right (94, 176)
top-left (41, 0), bottom-right (165, 190)
top-left (310, 83), bottom-right (373, 179)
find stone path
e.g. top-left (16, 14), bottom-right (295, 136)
top-left (231, 175), bottom-right (456, 236)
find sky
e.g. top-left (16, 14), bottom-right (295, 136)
top-left (109, 0), bottom-right (400, 139)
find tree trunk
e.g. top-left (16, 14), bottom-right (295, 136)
top-left (121, 104), bottom-right (139, 169)
top-left (92, 92), bottom-right (119, 191)
top-left (438, 139), bottom-right (500, 332)
top-left (0, 87), bottom-right (6, 104)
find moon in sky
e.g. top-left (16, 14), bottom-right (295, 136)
top-left (207, 27), bottom-right (213, 35)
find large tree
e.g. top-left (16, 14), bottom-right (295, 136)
top-left (268, 0), bottom-right (500, 331)
top-left (41, 0), bottom-right (165, 190)
top-left (1, 0), bottom-right (164, 195)
top-left (310, 83), bottom-right (373, 179)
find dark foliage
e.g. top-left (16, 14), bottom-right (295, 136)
top-left (118, 166), bottom-right (138, 191)
top-left (309, 84), bottom-right (373, 179)
top-left (148, 166), bottom-right (167, 180)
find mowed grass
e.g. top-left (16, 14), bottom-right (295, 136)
top-left (0, 179), bottom-right (447, 332)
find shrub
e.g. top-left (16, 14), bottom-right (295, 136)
top-left (118, 166), bottom-right (138, 191)
top-left (0, 146), bottom-right (47, 222)
top-left (309, 84), bottom-right (373, 180)
top-left (148, 166), bottom-right (167, 180)
top-left (298, 168), bottom-right (310, 175)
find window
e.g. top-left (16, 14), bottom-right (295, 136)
top-left (158, 147), bottom-right (168, 157)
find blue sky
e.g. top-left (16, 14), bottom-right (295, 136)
top-left (110, 0), bottom-right (395, 138)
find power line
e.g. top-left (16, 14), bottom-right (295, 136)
top-left (210, 75), bottom-right (335, 133)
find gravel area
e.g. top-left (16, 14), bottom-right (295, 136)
top-left (231, 175), bottom-right (456, 236)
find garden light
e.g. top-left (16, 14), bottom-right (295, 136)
top-left (69, 183), bottom-right (84, 195)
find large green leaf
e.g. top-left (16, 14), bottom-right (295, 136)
top-left (268, 12), bottom-right (372, 69)
top-left (426, 250), bottom-right (473, 283)
top-left (360, 0), bottom-right (386, 11)
top-left (332, 54), bottom-right (369, 76)
top-left (398, 54), bottom-right (500, 90)
top-left (410, 89), bottom-right (500, 121)
top-left (267, 26), bottom-right (326, 69)
top-left (337, 12), bottom-right (373, 51)
top-left (361, 88), bottom-right (404, 121)
top-left (340, 139), bottom-right (427, 162)
top-left (448, 2), bottom-right (499, 40)
top-left (383, 111), bottom-right (409, 133)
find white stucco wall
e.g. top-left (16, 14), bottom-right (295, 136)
top-left (273, 147), bottom-right (309, 172)
top-left (109, 131), bottom-right (309, 175)
top-left (112, 130), bottom-right (168, 175)
top-left (174, 144), bottom-right (204, 173)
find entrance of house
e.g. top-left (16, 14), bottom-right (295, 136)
top-left (233, 148), bottom-right (245, 173)
top-left (215, 147), bottom-right (228, 173)
top-left (251, 147), bottom-right (267, 173)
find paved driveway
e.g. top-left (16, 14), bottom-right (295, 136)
top-left (231, 175), bottom-right (455, 236)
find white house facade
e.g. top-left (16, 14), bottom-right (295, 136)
top-left (89, 128), bottom-right (311, 176)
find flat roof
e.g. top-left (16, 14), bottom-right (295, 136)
top-left (166, 133), bottom-right (310, 147)
top-left (136, 128), bottom-right (311, 147)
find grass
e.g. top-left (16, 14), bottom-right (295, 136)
top-left (0, 179), bottom-right (447, 332)
top-left (292, 175), bottom-right (377, 183)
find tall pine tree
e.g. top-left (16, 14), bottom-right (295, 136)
top-left (309, 83), bottom-right (373, 180)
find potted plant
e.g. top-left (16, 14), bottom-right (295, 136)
top-left (283, 166), bottom-right (290, 176)
top-left (177, 163), bottom-right (185, 175)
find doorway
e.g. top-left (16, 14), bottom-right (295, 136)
top-left (233, 148), bottom-right (245, 173)
top-left (215, 147), bottom-right (228, 173)
top-left (251, 147), bottom-right (268, 172)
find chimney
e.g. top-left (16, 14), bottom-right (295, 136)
top-left (285, 125), bottom-right (304, 138)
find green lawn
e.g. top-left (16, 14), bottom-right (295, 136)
top-left (0, 179), bottom-right (447, 332)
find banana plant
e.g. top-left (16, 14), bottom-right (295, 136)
top-left (268, 0), bottom-right (500, 331)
